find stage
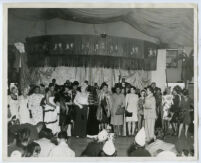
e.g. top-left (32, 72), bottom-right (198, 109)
top-left (67, 133), bottom-right (194, 157)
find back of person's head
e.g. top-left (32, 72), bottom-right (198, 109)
top-left (36, 122), bottom-right (45, 133)
top-left (182, 89), bottom-right (189, 96)
top-left (25, 142), bottom-right (41, 157)
top-left (127, 143), bottom-right (137, 156)
top-left (101, 140), bottom-right (116, 157)
top-left (58, 131), bottom-right (68, 140)
top-left (16, 128), bottom-right (31, 147)
top-left (38, 128), bottom-right (53, 139)
top-left (8, 129), bottom-right (16, 145)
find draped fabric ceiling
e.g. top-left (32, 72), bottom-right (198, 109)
top-left (9, 8), bottom-right (194, 48)
top-left (9, 8), bottom-right (193, 90)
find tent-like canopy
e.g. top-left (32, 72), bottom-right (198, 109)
top-left (8, 8), bottom-right (194, 48)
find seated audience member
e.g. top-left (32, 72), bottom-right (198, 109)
top-left (81, 129), bottom-right (108, 157)
top-left (99, 139), bottom-right (117, 157)
top-left (25, 142), bottom-right (41, 157)
top-left (156, 150), bottom-right (177, 158)
top-left (34, 128), bottom-right (56, 157)
top-left (145, 128), bottom-right (178, 156)
top-left (49, 131), bottom-right (75, 157)
top-left (8, 128), bottom-right (31, 157)
top-left (127, 127), bottom-right (151, 157)
top-left (9, 122), bottom-right (45, 142)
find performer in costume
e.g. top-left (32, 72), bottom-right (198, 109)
top-left (44, 83), bottom-right (60, 134)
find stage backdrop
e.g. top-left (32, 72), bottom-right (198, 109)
top-left (25, 35), bottom-right (158, 70)
top-left (19, 51), bottom-right (167, 91)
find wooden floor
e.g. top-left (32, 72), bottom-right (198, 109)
top-left (67, 133), bottom-right (194, 157)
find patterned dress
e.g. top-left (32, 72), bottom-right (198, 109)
top-left (28, 93), bottom-right (44, 125)
top-left (44, 96), bottom-right (60, 134)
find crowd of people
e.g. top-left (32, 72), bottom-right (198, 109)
top-left (7, 78), bottom-right (194, 157)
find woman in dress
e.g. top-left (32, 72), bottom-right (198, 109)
top-left (125, 86), bottom-right (139, 136)
top-left (162, 88), bottom-right (173, 135)
top-left (44, 83), bottom-right (60, 135)
top-left (178, 89), bottom-right (193, 138)
top-left (60, 85), bottom-right (73, 136)
top-left (111, 85), bottom-right (125, 136)
top-left (98, 83), bottom-right (112, 131)
top-left (170, 87), bottom-right (180, 136)
top-left (29, 86), bottom-right (44, 125)
top-left (138, 89), bottom-right (146, 130)
top-left (8, 84), bottom-right (20, 123)
top-left (144, 86), bottom-right (157, 143)
top-left (74, 83), bottom-right (89, 138)
top-left (19, 86), bottom-right (31, 124)
top-left (87, 86), bottom-right (99, 137)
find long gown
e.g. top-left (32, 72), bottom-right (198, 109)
top-left (28, 93), bottom-right (44, 125)
top-left (74, 92), bottom-right (88, 137)
top-left (19, 95), bottom-right (31, 124)
top-left (44, 96), bottom-right (60, 134)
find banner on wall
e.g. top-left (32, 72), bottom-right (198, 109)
top-left (25, 34), bottom-right (158, 70)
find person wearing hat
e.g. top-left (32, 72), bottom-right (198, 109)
top-left (99, 139), bottom-right (117, 157)
top-left (127, 127), bottom-right (151, 157)
top-left (111, 85), bottom-right (125, 136)
top-left (81, 129), bottom-right (108, 157)
top-left (8, 83), bottom-right (19, 122)
top-left (49, 131), bottom-right (75, 157)
top-left (178, 89), bottom-right (193, 138)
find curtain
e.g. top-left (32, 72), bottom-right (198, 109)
top-left (26, 66), bottom-right (151, 90)
top-left (151, 49), bottom-right (167, 92)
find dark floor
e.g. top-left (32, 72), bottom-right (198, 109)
top-left (67, 131), bottom-right (194, 157)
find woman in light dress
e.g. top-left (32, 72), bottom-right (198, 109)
top-left (125, 86), bottom-right (139, 136)
top-left (19, 86), bottom-right (31, 124)
top-left (29, 86), bottom-right (44, 125)
top-left (162, 87), bottom-right (173, 135)
top-left (44, 83), bottom-right (60, 135)
top-left (111, 85), bottom-right (125, 136)
top-left (8, 84), bottom-right (19, 123)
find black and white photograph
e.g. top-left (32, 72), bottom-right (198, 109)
top-left (2, 3), bottom-right (198, 161)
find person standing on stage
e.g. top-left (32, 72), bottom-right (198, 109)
top-left (125, 86), bottom-right (139, 136)
top-left (178, 89), bottom-right (193, 138)
top-left (28, 86), bottom-right (44, 125)
top-left (138, 89), bottom-right (146, 130)
top-left (44, 83), bottom-right (60, 134)
top-left (144, 86), bottom-right (157, 143)
top-left (19, 86), bottom-right (31, 124)
top-left (98, 82), bottom-right (112, 131)
top-left (74, 83), bottom-right (89, 138)
top-left (87, 86), bottom-right (99, 137)
top-left (111, 85), bottom-right (125, 136)
top-left (8, 84), bottom-right (20, 123)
